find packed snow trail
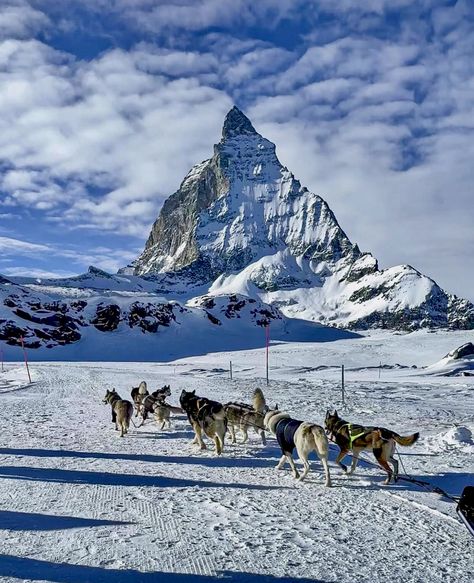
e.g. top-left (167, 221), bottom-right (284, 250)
top-left (0, 353), bottom-right (473, 583)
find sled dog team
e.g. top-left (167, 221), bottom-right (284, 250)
top-left (103, 384), bottom-right (419, 487)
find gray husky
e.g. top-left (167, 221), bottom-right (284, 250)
top-left (264, 410), bottom-right (331, 486)
top-left (103, 389), bottom-right (133, 437)
top-left (153, 401), bottom-right (183, 430)
top-left (224, 402), bottom-right (266, 445)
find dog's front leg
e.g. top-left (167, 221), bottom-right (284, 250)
top-left (335, 449), bottom-right (349, 473)
top-left (347, 448), bottom-right (362, 475)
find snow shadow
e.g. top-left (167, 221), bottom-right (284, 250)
top-left (0, 447), bottom-right (279, 469)
top-left (0, 466), bottom-right (284, 490)
top-left (0, 555), bottom-right (332, 583)
top-left (0, 510), bottom-right (130, 531)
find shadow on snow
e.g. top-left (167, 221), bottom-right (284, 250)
top-left (0, 555), bottom-right (332, 583)
top-left (0, 510), bottom-right (130, 531)
top-left (0, 465), bottom-right (284, 490)
top-left (0, 447), bottom-right (279, 469)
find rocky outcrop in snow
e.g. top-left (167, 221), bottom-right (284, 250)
top-left (124, 107), bottom-right (474, 331)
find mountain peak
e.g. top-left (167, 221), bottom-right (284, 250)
top-left (222, 106), bottom-right (257, 139)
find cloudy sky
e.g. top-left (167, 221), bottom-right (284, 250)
top-left (0, 1), bottom-right (473, 299)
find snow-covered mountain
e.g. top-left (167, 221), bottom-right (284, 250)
top-left (123, 107), bottom-right (474, 331)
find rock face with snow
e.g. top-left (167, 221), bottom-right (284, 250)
top-left (126, 107), bottom-right (474, 331)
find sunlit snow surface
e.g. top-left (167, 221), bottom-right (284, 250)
top-left (0, 330), bottom-right (473, 582)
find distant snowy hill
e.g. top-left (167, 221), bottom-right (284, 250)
top-left (122, 107), bottom-right (474, 331)
top-left (0, 268), bottom-right (355, 359)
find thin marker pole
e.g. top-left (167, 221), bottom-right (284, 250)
top-left (341, 364), bottom-right (345, 405)
top-left (229, 360), bottom-right (233, 381)
top-left (19, 336), bottom-right (32, 384)
top-left (0, 348), bottom-right (4, 373)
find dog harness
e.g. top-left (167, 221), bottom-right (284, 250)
top-left (275, 418), bottom-right (303, 454)
top-left (341, 423), bottom-right (367, 449)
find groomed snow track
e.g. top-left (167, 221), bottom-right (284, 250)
top-left (0, 357), bottom-right (473, 583)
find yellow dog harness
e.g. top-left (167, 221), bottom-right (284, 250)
top-left (341, 423), bottom-right (367, 449)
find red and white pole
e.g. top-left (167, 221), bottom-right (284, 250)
top-left (19, 336), bottom-right (32, 384)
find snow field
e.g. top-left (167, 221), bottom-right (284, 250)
top-left (0, 334), bottom-right (473, 582)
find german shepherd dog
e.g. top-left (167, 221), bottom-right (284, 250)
top-left (102, 389), bottom-right (133, 437)
top-left (179, 389), bottom-right (227, 455)
top-left (131, 381), bottom-right (148, 417)
top-left (265, 410), bottom-right (331, 486)
top-left (325, 410), bottom-right (420, 484)
top-left (224, 402), bottom-right (266, 445)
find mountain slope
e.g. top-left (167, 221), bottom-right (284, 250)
top-left (125, 107), bottom-right (474, 331)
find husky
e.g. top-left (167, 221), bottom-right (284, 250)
top-left (252, 388), bottom-right (268, 414)
top-left (325, 410), bottom-right (419, 484)
top-left (152, 401), bottom-right (183, 430)
top-left (224, 402), bottom-right (266, 445)
top-left (139, 385), bottom-right (172, 424)
top-left (131, 381), bottom-right (148, 417)
top-left (265, 410), bottom-right (331, 486)
top-left (179, 389), bottom-right (227, 455)
top-left (102, 389), bottom-right (133, 437)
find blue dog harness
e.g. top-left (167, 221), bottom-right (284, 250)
top-left (275, 418), bottom-right (303, 454)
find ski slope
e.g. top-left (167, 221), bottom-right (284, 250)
top-left (0, 332), bottom-right (473, 582)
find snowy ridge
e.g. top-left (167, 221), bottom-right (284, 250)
top-left (0, 268), bottom-right (355, 358)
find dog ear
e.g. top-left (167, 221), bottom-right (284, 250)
top-left (334, 409), bottom-right (338, 417)
top-left (191, 389), bottom-right (195, 394)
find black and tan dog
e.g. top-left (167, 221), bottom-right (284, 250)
top-left (103, 389), bottom-right (133, 437)
top-left (180, 389), bottom-right (227, 455)
top-left (325, 410), bottom-right (419, 484)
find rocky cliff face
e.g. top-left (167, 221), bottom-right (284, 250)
top-left (127, 106), bottom-right (357, 280)
top-left (123, 107), bottom-right (474, 331)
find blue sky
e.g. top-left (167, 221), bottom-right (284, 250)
top-left (0, 0), bottom-right (473, 299)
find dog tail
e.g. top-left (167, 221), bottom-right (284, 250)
top-left (393, 432), bottom-right (419, 446)
top-left (252, 388), bottom-right (266, 413)
top-left (138, 381), bottom-right (147, 395)
top-left (303, 424), bottom-right (329, 457)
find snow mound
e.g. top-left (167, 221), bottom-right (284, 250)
top-left (426, 342), bottom-right (474, 376)
top-left (427, 426), bottom-right (474, 453)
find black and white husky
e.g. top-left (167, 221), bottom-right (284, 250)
top-left (131, 381), bottom-right (148, 417)
top-left (264, 410), bottom-right (332, 486)
top-left (180, 389), bottom-right (227, 455)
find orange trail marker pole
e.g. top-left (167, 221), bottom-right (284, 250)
top-left (19, 336), bottom-right (32, 384)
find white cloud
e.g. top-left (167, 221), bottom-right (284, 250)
top-left (0, 1), bottom-right (50, 40)
top-left (0, 235), bottom-right (50, 254)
